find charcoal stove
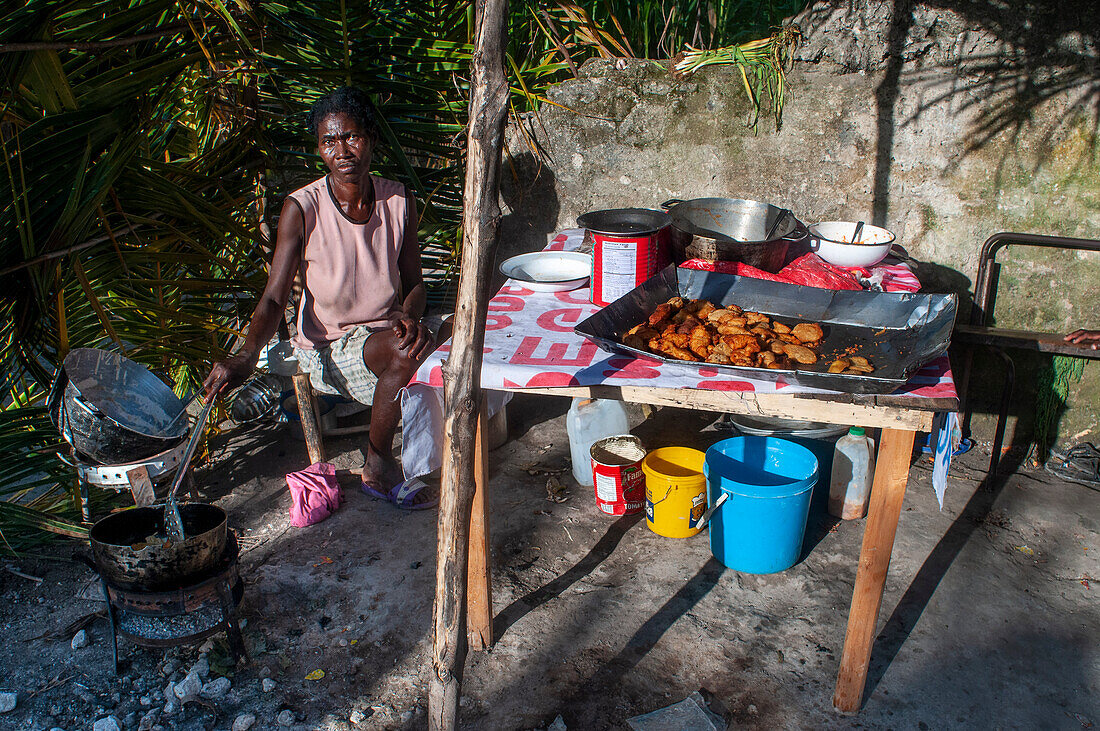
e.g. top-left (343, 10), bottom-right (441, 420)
top-left (91, 534), bottom-right (247, 673)
top-left (65, 439), bottom-right (195, 521)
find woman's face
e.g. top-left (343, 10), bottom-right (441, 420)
top-left (317, 112), bottom-right (374, 183)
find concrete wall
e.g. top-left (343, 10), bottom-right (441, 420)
top-left (498, 0), bottom-right (1100, 446)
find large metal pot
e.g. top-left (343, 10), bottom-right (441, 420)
top-left (89, 503), bottom-right (228, 591)
top-left (661, 197), bottom-right (805, 273)
top-left (47, 348), bottom-right (188, 464)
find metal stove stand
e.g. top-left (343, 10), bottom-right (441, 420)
top-left (99, 536), bottom-right (247, 674)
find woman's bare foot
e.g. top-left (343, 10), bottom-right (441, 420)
top-left (360, 445), bottom-right (403, 495)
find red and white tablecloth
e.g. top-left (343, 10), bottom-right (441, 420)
top-left (401, 230), bottom-right (957, 497)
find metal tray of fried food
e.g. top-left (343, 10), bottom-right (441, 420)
top-left (574, 265), bottom-right (958, 394)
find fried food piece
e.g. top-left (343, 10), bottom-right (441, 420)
top-left (751, 326), bottom-right (776, 340)
top-left (666, 296), bottom-right (686, 309)
top-left (647, 304), bottom-right (673, 328)
top-left (717, 323), bottom-right (753, 336)
top-left (695, 301), bottom-right (717, 319)
top-left (689, 325), bottom-right (712, 358)
top-left (777, 333), bottom-right (801, 344)
top-left (791, 323), bottom-right (824, 344)
top-left (626, 324), bottom-right (659, 340)
top-left (708, 310), bottom-right (747, 326)
top-left (720, 334), bottom-right (761, 353)
top-left (676, 315), bottom-right (702, 334)
top-left (828, 358), bottom-right (850, 373)
top-left (849, 356), bottom-right (871, 368)
top-left (744, 311), bottom-right (770, 325)
top-left (724, 304), bottom-right (743, 316)
top-left (782, 342), bottom-right (818, 364)
top-left (706, 351), bottom-right (732, 364)
top-left (729, 351), bottom-right (756, 366)
top-left (757, 351), bottom-right (777, 368)
top-left (769, 340), bottom-right (787, 354)
top-left (766, 358), bottom-right (788, 369)
top-left (847, 364), bottom-right (875, 374)
top-left (772, 322), bottom-right (791, 335)
top-left (651, 341), bottom-right (700, 361)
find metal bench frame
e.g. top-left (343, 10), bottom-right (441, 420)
top-left (956, 232), bottom-right (1100, 477)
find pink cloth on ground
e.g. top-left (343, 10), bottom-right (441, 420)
top-left (286, 462), bottom-right (342, 527)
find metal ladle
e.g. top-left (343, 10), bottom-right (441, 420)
top-left (163, 395), bottom-right (217, 542)
top-left (851, 220), bottom-right (866, 244)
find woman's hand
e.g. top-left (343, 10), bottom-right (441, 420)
top-left (389, 314), bottom-right (435, 361)
top-left (203, 352), bottom-right (257, 401)
top-left (1065, 329), bottom-right (1100, 350)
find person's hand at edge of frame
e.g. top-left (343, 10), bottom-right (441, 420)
top-left (203, 352), bottom-right (258, 402)
top-left (1064, 328), bottom-right (1100, 350)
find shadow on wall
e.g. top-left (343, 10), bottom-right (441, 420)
top-left (499, 150), bottom-right (561, 266)
top-left (798, 0), bottom-right (1100, 226)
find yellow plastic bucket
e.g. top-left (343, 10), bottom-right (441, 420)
top-left (643, 447), bottom-right (707, 538)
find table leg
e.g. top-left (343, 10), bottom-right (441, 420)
top-left (833, 427), bottom-right (916, 712)
top-left (466, 401), bottom-right (493, 650)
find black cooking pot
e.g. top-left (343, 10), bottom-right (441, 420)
top-left (47, 348), bottom-right (188, 464)
top-left (576, 207), bottom-right (671, 236)
top-left (661, 197), bottom-right (806, 272)
top-left (89, 503), bottom-right (228, 591)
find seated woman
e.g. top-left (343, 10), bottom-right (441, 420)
top-left (204, 86), bottom-right (436, 509)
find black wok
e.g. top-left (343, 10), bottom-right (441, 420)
top-left (89, 503), bottom-right (227, 591)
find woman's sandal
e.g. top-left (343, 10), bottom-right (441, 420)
top-left (361, 478), bottom-right (438, 510)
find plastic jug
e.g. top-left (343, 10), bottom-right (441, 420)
top-left (828, 427), bottom-right (876, 519)
top-left (567, 398), bottom-right (630, 486)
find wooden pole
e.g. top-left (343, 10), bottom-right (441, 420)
top-left (466, 401), bottom-right (493, 650)
top-left (292, 372), bottom-right (326, 465)
top-left (833, 427), bottom-right (916, 711)
top-left (429, 1), bottom-right (509, 728)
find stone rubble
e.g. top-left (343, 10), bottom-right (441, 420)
top-left (70, 629), bottom-right (90, 650)
top-left (232, 712), bottom-right (257, 731)
top-left (200, 676), bottom-right (231, 700)
top-left (92, 716), bottom-right (122, 731)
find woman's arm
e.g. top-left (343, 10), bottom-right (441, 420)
top-left (204, 198), bottom-right (305, 398)
top-left (389, 188), bottom-right (432, 359)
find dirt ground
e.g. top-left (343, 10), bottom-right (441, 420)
top-left (1, 394), bottom-right (1097, 730)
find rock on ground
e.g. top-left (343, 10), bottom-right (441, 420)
top-left (70, 629), bottom-right (90, 650)
top-left (200, 676), bottom-right (231, 700)
top-left (0, 691), bottom-right (14, 713)
top-left (232, 712), bottom-right (256, 731)
top-left (93, 716), bottom-right (121, 731)
top-left (173, 671), bottom-right (202, 702)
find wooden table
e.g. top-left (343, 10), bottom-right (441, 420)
top-left (463, 383), bottom-right (957, 712)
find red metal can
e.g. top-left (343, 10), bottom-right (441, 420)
top-left (577, 208), bottom-right (671, 307)
top-left (590, 435), bottom-right (647, 516)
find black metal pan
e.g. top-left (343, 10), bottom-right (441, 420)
top-left (574, 265), bottom-right (957, 395)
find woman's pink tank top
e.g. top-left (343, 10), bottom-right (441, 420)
top-left (288, 175), bottom-right (407, 349)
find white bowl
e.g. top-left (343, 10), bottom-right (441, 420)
top-left (808, 221), bottom-right (895, 268)
top-left (499, 251), bottom-right (592, 292)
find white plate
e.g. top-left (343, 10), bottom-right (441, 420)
top-left (499, 251), bottom-right (592, 292)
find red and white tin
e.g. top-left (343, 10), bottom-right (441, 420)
top-left (577, 208), bottom-right (671, 307)
top-left (590, 435), bottom-right (647, 516)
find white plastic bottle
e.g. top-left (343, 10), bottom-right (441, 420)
top-left (828, 427), bottom-right (876, 519)
top-left (567, 398), bottom-right (630, 486)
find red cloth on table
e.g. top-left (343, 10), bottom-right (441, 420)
top-left (680, 253), bottom-right (863, 290)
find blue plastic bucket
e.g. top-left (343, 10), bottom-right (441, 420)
top-left (704, 436), bottom-right (819, 574)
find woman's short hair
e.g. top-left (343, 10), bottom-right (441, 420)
top-left (308, 87), bottom-right (380, 140)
